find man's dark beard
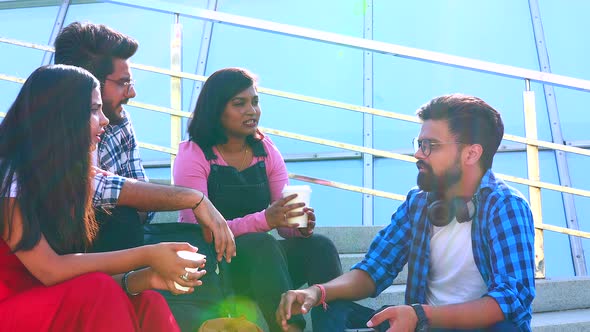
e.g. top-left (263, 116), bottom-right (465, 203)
top-left (417, 159), bottom-right (462, 193)
top-left (102, 99), bottom-right (128, 125)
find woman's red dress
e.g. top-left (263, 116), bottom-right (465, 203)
top-left (0, 240), bottom-right (180, 331)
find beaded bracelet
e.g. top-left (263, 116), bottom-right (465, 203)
top-left (192, 192), bottom-right (205, 211)
top-left (122, 270), bottom-right (140, 296)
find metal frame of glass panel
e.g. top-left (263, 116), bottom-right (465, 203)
top-left (362, 0), bottom-right (374, 226)
top-left (41, 0), bottom-right (70, 65)
top-left (528, 0), bottom-right (586, 276)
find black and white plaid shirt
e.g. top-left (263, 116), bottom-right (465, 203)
top-left (92, 110), bottom-right (154, 221)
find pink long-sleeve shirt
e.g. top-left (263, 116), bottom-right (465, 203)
top-left (173, 136), bottom-right (301, 238)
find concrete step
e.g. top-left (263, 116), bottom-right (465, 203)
top-left (531, 308), bottom-right (590, 332)
top-left (314, 226), bottom-right (382, 254)
top-left (533, 277), bottom-right (590, 313)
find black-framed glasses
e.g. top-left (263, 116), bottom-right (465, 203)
top-left (413, 137), bottom-right (463, 157)
top-left (104, 78), bottom-right (135, 95)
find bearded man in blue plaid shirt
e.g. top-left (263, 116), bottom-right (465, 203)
top-left (277, 94), bottom-right (536, 332)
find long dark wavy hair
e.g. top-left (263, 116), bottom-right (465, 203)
top-left (187, 67), bottom-right (264, 151)
top-left (0, 65), bottom-right (99, 254)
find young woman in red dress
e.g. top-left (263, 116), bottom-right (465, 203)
top-left (0, 65), bottom-right (206, 332)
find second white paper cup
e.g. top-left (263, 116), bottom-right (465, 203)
top-left (281, 185), bottom-right (312, 228)
top-left (174, 250), bottom-right (206, 291)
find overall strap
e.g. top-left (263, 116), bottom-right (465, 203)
top-left (203, 138), bottom-right (267, 161)
top-left (250, 139), bottom-right (267, 157)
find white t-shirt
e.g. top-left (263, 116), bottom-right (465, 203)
top-left (426, 218), bottom-right (488, 305)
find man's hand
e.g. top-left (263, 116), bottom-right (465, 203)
top-left (276, 286), bottom-right (321, 331)
top-left (91, 166), bottom-right (115, 177)
top-left (366, 305), bottom-right (418, 332)
top-left (192, 195), bottom-right (236, 263)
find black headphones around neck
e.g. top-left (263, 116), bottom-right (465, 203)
top-left (426, 192), bottom-right (476, 227)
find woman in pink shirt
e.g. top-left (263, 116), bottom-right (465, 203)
top-left (174, 67), bottom-right (342, 332)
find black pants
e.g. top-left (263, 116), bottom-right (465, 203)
top-left (311, 301), bottom-right (521, 332)
top-left (228, 233), bottom-right (343, 332)
top-left (90, 206), bottom-right (144, 252)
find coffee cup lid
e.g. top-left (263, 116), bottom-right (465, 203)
top-left (281, 185), bottom-right (312, 193)
top-left (177, 250), bottom-right (206, 261)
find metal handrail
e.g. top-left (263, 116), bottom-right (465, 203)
top-left (1, 60), bottom-right (590, 199)
top-left (4, 60), bottom-right (590, 158)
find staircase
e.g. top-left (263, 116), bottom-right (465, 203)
top-left (152, 212), bottom-right (590, 331)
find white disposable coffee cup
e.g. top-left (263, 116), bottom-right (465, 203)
top-left (174, 250), bottom-right (206, 291)
top-left (281, 185), bottom-right (312, 228)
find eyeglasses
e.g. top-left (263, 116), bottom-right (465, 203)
top-left (413, 138), bottom-right (463, 157)
top-left (104, 78), bottom-right (135, 95)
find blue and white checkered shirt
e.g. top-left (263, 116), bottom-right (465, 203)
top-left (353, 169), bottom-right (536, 331)
top-left (92, 110), bottom-right (154, 222)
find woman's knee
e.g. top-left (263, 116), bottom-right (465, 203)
top-left (59, 272), bottom-right (131, 313)
top-left (68, 272), bottom-right (123, 294)
top-left (233, 233), bottom-right (288, 276)
top-left (130, 290), bottom-right (172, 317)
top-left (305, 234), bottom-right (338, 254)
top-left (237, 232), bottom-right (281, 253)
top-left (134, 289), bottom-right (168, 307)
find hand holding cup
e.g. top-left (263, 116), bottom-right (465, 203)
top-left (281, 185), bottom-right (312, 228)
top-left (174, 250), bottom-right (206, 292)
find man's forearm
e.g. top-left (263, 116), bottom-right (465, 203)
top-left (424, 296), bottom-right (504, 329)
top-left (117, 179), bottom-right (201, 212)
top-left (323, 269), bottom-right (377, 303)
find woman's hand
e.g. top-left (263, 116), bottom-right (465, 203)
top-left (125, 267), bottom-right (206, 295)
top-left (148, 267), bottom-right (206, 294)
top-left (298, 207), bottom-right (316, 237)
top-left (145, 242), bottom-right (207, 287)
top-left (265, 194), bottom-right (307, 229)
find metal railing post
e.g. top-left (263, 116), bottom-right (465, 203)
top-left (362, 0), bottom-right (374, 226)
top-left (524, 80), bottom-right (545, 278)
top-left (188, 0), bottom-right (217, 133)
top-left (529, 0), bottom-right (587, 275)
top-left (170, 14), bottom-right (183, 182)
top-left (41, 0), bottom-right (71, 65)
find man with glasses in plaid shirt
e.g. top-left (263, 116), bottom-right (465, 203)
top-left (276, 94), bottom-right (536, 332)
top-left (52, 22), bottom-right (235, 261)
